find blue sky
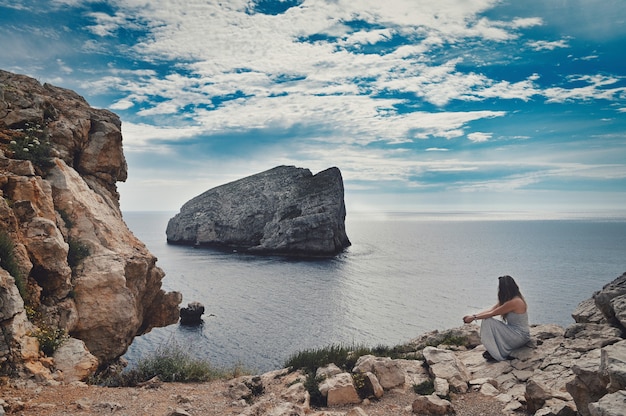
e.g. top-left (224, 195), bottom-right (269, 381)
top-left (1, 0), bottom-right (625, 216)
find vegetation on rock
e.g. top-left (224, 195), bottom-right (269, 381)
top-left (0, 231), bottom-right (26, 299)
top-left (6, 122), bottom-right (54, 172)
top-left (91, 340), bottom-right (248, 387)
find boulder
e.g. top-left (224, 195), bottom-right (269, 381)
top-left (573, 297), bottom-right (607, 324)
top-left (52, 337), bottom-right (98, 382)
top-left (566, 349), bottom-right (608, 416)
top-left (588, 390), bottom-right (626, 416)
top-left (166, 165), bottom-right (350, 257)
top-left (352, 355), bottom-right (405, 390)
top-left (179, 301), bottom-right (205, 325)
top-left (363, 371), bottom-right (384, 399)
top-left (316, 363), bottom-right (343, 380)
top-left (599, 340), bottom-right (626, 392)
top-left (411, 394), bottom-right (453, 415)
top-left (594, 272), bottom-right (626, 330)
top-left (318, 372), bottom-right (361, 406)
top-left (422, 346), bottom-right (471, 393)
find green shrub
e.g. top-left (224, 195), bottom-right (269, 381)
top-left (67, 238), bottom-right (90, 268)
top-left (8, 123), bottom-right (54, 170)
top-left (413, 379), bottom-right (435, 395)
top-left (32, 325), bottom-right (68, 356)
top-left (0, 231), bottom-right (26, 299)
top-left (284, 342), bottom-right (417, 375)
top-left (424, 332), bottom-right (469, 348)
top-left (304, 372), bottom-right (327, 408)
top-left (285, 344), bottom-right (369, 374)
top-left (58, 209), bottom-right (73, 229)
top-left (439, 333), bottom-right (468, 346)
top-left (93, 341), bottom-right (239, 387)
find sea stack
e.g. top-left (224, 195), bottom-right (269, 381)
top-left (166, 165), bottom-right (351, 257)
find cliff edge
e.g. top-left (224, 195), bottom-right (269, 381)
top-left (0, 69), bottom-right (181, 380)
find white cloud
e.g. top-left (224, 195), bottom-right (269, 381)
top-left (121, 122), bottom-right (203, 152)
top-left (527, 39), bottom-right (569, 51)
top-left (86, 11), bottom-right (128, 37)
top-left (110, 99), bottom-right (134, 110)
top-left (41, 0), bottom-right (623, 213)
top-left (467, 132), bottom-right (492, 142)
top-left (545, 74), bottom-right (626, 103)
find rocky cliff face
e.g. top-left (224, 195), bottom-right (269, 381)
top-left (166, 165), bottom-right (351, 257)
top-left (0, 70), bottom-right (181, 379)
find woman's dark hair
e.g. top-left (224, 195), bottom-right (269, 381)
top-left (498, 275), bottom-right (525, 320)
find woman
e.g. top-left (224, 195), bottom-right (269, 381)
top-left (463, 275), bottom-right (531, 361)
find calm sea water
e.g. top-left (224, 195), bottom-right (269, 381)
top-left (122, 211), bottom-right (626, 373)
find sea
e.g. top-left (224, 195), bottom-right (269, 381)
top-left (121, 211), bottom-right (626, 373)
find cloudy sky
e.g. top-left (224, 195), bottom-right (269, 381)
top-left (1, 0), bottom-right (625, 215)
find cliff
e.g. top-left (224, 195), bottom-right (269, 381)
top-left (0, 70), bottom-right (181, 380)
top-left (166, 165), bottom-right (351, 257)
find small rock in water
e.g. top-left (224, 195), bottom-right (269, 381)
top-left (179, 301), bottom-right (205, 325)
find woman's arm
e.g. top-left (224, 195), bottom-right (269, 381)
top-left (463, 298), bottom-right (525, 323)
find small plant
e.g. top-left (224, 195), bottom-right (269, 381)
top-left (0, 231), bottom-right (26, 299)
top-left (285, 343), bottom-right (371, 374)
top-left (7, 122), bottom-right (54, 170)
top-left (352, 372), bottom-right (375, 399)
top-left (284, 342), bottom-right (418, 375)
top-left (439, 333), bottom-right (468, 347)
top-left (413, 379), bottom-right (435, 395)
top-left (58, 209), bottom-right (73, 229)
top-left (92, 340), bottom-right (239, 387)
top-left (304, 372), bottom-right (327, 408)
top-left (67, 238), bottom-right (90, 268)
top-left (32, 325), bottom-right (68, 356)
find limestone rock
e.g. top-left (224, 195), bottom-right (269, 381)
top-left (526, 379), bottom-right (553, 414)
top-left (573, 297), bottom-right (607, 324)
top-left (316, 363), bottom-right (343, 380)
top-left (594, 272), bottom-right (626, 330)
top-left (166, 165), bottom-right (350, 257)
top-left (352, 355), bottom-right (405, 390)
top-left (363, 371), bottom-right (384, 399)
top-left (0, 69), bottom-right (181, 370)
top-left (422, 346), bottom-right (471, 393)
top-left (318, 372), bottom-right (361, 406)
top-left (52, 337), bottom-right (98, 382)
top-left (588, 390), bottom-right (626, 416)
top-left (563, 323), bottom-right (622, 352)
top-left (566, 349), bottom-right (608, 416)
top-left (599, 340), bottom-right (626, 392)
top-left (411, 394), bottom-right (453, 415)
top-left (395, 358), bottom-right (430, 387)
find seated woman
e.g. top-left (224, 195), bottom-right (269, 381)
top-left (463, 275), bottom-right (531, 361)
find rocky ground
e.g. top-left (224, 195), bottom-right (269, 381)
top-left (2, 273), bottom-right (626, 416)
top-left (1, 319), bottom-right (624, 416)
top-left (0, 375), bottom-right (508, 416)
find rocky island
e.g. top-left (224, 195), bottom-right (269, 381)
top-left (166, 165), bottom-right (351, 257)
top-left (0, 69), bottom-right (181, 380)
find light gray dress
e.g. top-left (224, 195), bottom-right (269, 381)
top-left (480, 312), bottom-right (531, 361)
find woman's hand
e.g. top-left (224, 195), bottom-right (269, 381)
top-left (462, 315), bottom-right (474, 324)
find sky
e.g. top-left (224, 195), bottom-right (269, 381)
top-left (1, 0), bottom-right (625, 216)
